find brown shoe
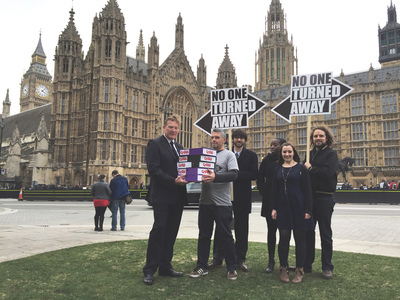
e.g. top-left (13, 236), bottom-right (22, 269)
top-left (279, 266), bottom-right (289, 283)
top-left (292, 268), bottom-right (304, 283)
top-left (208, 259), bottom-right (222, 269)
top-left (237, 261), bottom-right (249, 272)
top-left (227, 270), bottom-right (238, 280)
top-left (322, 270), bottom-right (333, 279)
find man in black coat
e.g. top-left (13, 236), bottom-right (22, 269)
top-left (209, 129), bottom-right (258, 272)
top-left (142, 115), bottom-right (188, 285)
top-left (304, 125), bottom-right (338, 280)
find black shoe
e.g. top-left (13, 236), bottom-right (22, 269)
top-left (158, 268), bottom-right (183, 277)
top-left (208, 259), bottom-right (223, 269)
top-left (143, 274), bottom-right (154, 285)
top-left (265, 260), bottom-right (275, 273)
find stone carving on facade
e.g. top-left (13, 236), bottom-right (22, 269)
top-left (10, 124), bottom-right (21, 147)
top-left (36, 114), bottom-right (48, 141)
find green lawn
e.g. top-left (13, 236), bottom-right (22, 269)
top-left (1, 239), bottom-right (399, 300)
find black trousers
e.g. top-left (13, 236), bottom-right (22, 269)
top-left (304, 193), bottom-right (335, 271)
top-left (278, 229), bottom-right (306, 268)
top-left (265, 213), bottom-right (278, 262)
top-left (213, 210), bottom-right (249, 263)
top-left (143, 202), bottom-right (183, 275)
top-left (199, 205), bottom-right (236, 271)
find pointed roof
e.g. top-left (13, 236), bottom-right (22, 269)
top-left (101, 0), bottom-right (124, 20)
top-left (381, 1), bottom-right (400, 30)
top-left (4, 89), bottom-right (10, 104)
top-left (218, 45), bottom-right (235, 73)
top-left (25, 35), bottom-right (52, 78)
top-left (1, 104), bottom-right (51, 140)
top-left (136, 29), bottom-right (145, 61)
top-left (32, 33), bottom-right (46, 58)
top-left (60, 8), bottom-right (81, 42)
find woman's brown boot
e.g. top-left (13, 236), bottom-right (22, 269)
top-left (279, 266), bottom-right (289, 283)
top-left (292, 267), bottom-right (304, 283)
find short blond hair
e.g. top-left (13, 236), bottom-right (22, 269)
top-left (164, 115), bottom-right (180, 126)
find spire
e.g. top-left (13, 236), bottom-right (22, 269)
top-left (101, 0), bottom-right (124, 21)
top-left (387, 1), bottom-right (397, 24)
top-left (60, 8), bottom-right (81, 43)
top-left (218, 45), bottom-right (235, 73)
top-left (175, 13), bottom-right (184, 49)
top-left (216, 45), bottom-right (237, 89)
top-left (32, 32), bottom-right (46, 58)
top-left (197, 54), bottom-right (207, 88)
top-left (26, 34), bottom-right (51, 77)
top-left (4, 89), bottom-right (10, 104)
top-left (136, 29), bottom-right (145, 62)
top-left (148, 31), bottom-right (159, 70)
top-left (3, 89), bottom-right (11, 118)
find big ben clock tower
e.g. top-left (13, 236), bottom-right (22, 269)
top-left (20, 34), bottom-right (52, 112)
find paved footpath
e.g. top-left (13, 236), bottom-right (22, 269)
top-left (0, 199), bottom-right (399, 263)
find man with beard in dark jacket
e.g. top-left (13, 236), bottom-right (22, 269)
top-left (304, 126), bottom-right (338, 280)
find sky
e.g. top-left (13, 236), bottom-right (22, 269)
top-left (0, 0), bottom-right (392, 117)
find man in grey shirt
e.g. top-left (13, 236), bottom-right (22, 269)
top-left (189, 128), bottom-right (239, 280)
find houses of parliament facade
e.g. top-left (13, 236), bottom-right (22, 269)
top-left (0, 0), bottom-right (399, 188)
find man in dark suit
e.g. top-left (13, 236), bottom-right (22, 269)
top-left (142, 115), bottom-right (188, 285)
top-left (209, 129), bottom-right (258, 272)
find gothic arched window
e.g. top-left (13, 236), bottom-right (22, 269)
top-left (115, 41), bottom-right (121, 59)
top-left (63, 58), bottom-right (69, 73)
top-left (105, 39), bottom-right (112, 57)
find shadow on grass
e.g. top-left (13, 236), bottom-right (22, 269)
top-left (0, 239), bottom-right (399, 300)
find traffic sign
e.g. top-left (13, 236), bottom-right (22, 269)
top-left (271, 72), bottom-right (354, 122)
top-left (194, 87), bottom-right (267, 135)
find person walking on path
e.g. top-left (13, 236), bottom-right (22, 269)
top-left (257, 137), bottom-right (286, 273)
top-left (142, 115), bottom-right (188, 286)
top-left (109, 170), bottom-right (130, 231)
top-left (304, 125), bottom-right (338, 279)
top-left (271, 143), bottom-right (313, 283)
top-left (90, 174), bottom-right (112, 232)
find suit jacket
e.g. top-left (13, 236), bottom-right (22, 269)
top-left (146, 135), bottom-right (187, 205)
top-left (232, 147), bottom-right (258, 214)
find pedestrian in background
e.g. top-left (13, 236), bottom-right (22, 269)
top-left (90, 174), bottom-right (112, 232)
top-left (257, 137), bottom-right (286, 273)
top-left (110, 170), bottom-right (130, 231)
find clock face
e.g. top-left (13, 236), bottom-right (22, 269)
top-left (22, 84), bottom-right (29, 96)
top-left (36, 85), bottom-right (49, 97)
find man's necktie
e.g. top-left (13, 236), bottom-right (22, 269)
top-left (170, 141), bottom-right (179, 161)
top-left (235, 152), bottom-right (240, 160)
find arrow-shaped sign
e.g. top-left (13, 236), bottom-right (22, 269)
top-left (194, 87), bottom-right (267, 135)
top-left (272, 72), bottom-right (354, 123)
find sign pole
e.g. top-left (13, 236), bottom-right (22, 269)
top-left (306, 115), bottom-right (312, 163)
top-left (228, 129), bottom-right (234, 202)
